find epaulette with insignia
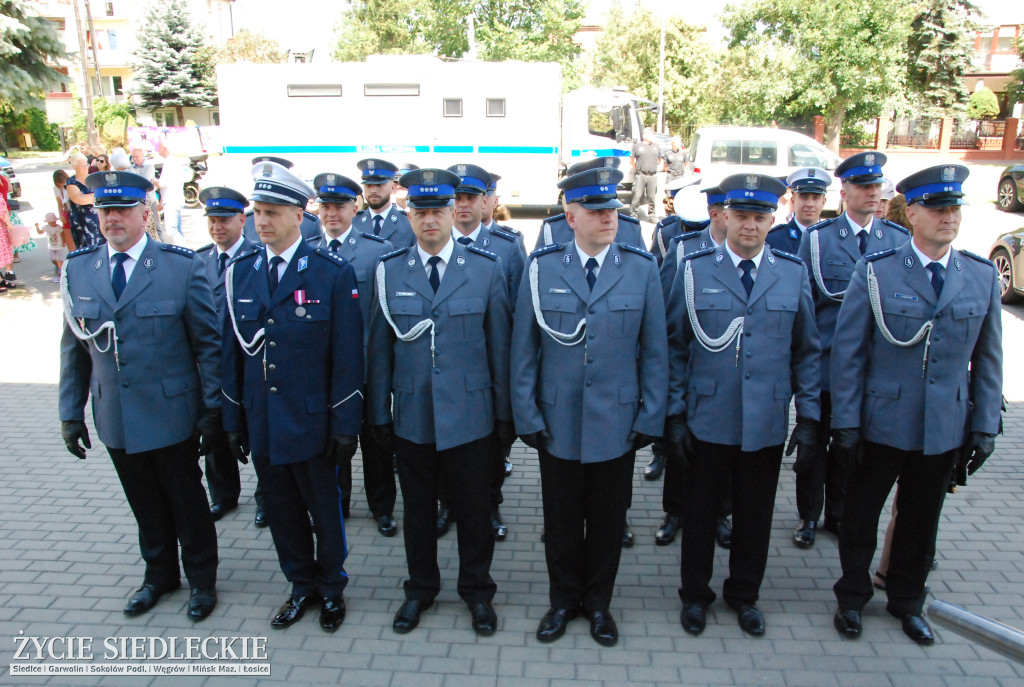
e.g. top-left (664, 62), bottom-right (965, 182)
top-left (196, 242), bottom-right (215, 253)
top-left (619, 214), bottom-right (641, 225)
top-left (313, 247), bottom-right (348, 266)
top-left (380, 246), bottom-right (410, 262)
top-left (880, 218), bottom-right (910, 235)
top-left (487, 226), bottom-right (517, 242)
top-left (770, 248), bottom-right (803, 264)
top-left (768, 223), bottom-right (788, 233)
top-left (160, 243), bottom-right (196, 257)
top-left (467, 245), bottom-right (498, 260)
top-left (303, 210), bottom-right (318, 220)
top-left (530, 243), bottom-right (564, 259)
top-left (66, 244), bottom-right (101, 260)
top-left (305, 235), bottom-right (320, 244)
top-left (807, 217), bottom-right (837, 233)
top-left (681, 246), bottom-right (715, 262)
top-left (656, 216), bottom-right (682, 230)
top-left (619, 243), bottom-right (653, 259)
top-left (230, 246), bottom-right (262, 264)
top-left (680, 229), bottom-right (702, 240)
top-left (960, 250), bottom-right (993, 266)
top-left (359, 232), bottom-right (387, 243)
top-left (543, 212), bottom-right (566, 223)
top-left (498, 224), bottom-right (520, 235)
top-left (864, 248), bottom-right (897, 263)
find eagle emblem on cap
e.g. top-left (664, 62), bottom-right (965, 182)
top-left (262, 163), bottom-right (272, 177)
top-left (864, 153), bottom-right (875, 165)
top-left (745, 175), bottom-right (758, 190)
top-left (941, 166), bottom-right (957, 181)
top-left (422, 170), bottom-right (436, 184)
top-left (598, 170), bottom-right (612, 184)
top-left (211, 188), bottom-right (221, 199)
top-left (367, 159), bottom-right (375, 170)
top-left (604, 159), bottom-right (616, 167)
top-left (104, 172), bottom-right (118, 187)
top-left (807, 169), bottom-right (815, 177)
top-left (326, 174), bottom-right (336, 185)
top-left (457, 164), bottom-right (467, 177)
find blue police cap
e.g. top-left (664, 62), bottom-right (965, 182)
top-left (719, 173), bottom-right (788, 213)
top-left (250, 161), bottom-right (315, 207)
top-left (787, 167), bottom-right (832, 194)
top-left (557, 168), bottom-right (624, 210)
top-left (398, 162), bottom-right (420, 176)
top-left (566, 156), bottom-right (621, 177)
top-left (700, 185), bottom-right (726, 207)
top-left (85, 170), bottom-right (154, 208)
top-left (250, 155), bottom-right (294, 169)
top-left (486, 172), bottom-right (501, 196)
top-left (357, 158), bottom-right (398, 184)
top-left (313, 173), bottom-right (361, 203)
top-left (198, 186), bottom-right (248, 216)
top-left (447, 163), bottom-right (493, 196)
top-left (896, 164), bottom-right (969, 208)
top-left (835, 151), bottom-right (887, 185)
top-left (399, 168), bottom-right (462, 209)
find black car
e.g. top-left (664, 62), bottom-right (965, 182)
top-left (997, 164), bottom-right (1024, 212)
top-left (989, 228), bottom-right (1024, 303)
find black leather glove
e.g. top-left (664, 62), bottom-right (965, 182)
top-left (61, 420), bottom-right (92, 460)
top-left (786, 416), bottom-right (820, 476)
top-left (226, 431), bottom-right (250, 464)
top-left (831, 428), bottom-right (863, 472)
top-left (194, 407), bottom-right (225, 456)
top-left (519, 429), bottom-right (551, 451)
top-left (961, 432), bottom-right (995, 476)
top-left (663, 414), bottom-right (694, 468)
top-left (627, 431), bottom-right (658, 451)
top-left (494, 420), bottom-right (516, 452)
top-left (326, 434), bottom-right (358, 467)
top-left (372, 423), bottom-right (395, 454)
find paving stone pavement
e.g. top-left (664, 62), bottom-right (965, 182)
top-left (1, 209), bottom-right (1023, 686)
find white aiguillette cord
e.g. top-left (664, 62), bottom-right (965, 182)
top-left (529, 258), bottom-right (586, 346)
top-left (809, 230), bottom-right (846, 302)
top-left (375, 261), bottom-right (437, 366)
top-left (61, 260), bottom-right (120, 369)
top-left (683, 259), bottom-right (744, 365)
top-left (866, 261), bottom-right (933, 377)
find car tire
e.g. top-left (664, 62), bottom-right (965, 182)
top-left (991, 248), bottom-right (1021, 304)
top-left (998, 178), bottom-right (1022, 212)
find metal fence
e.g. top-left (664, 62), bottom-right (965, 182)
top-left (887, 118), bottom-right (941, 149)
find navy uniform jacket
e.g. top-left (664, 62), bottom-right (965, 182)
top-left (797, 214), bottom-right (908, 389)
top-left (830, 243), bottom-right (1002, 455)
top-left (195, 237), bottom-right (260, 326)
top-left (650, 215), bottom-right (683, 265)
top-left (666, 245), bottom-right (822, 451)
top-left (766, 218), bottom-right (804, 255)
top-left (307, 231), bottom-right (394, 346)
top-left (660, 226), bottom-right (716, 301)
top-left (533, 212), bottom-right (644, 251)
top-left (354, 204), bottom-right (415, 247)
top-left (243, 209), bottom-right (321, 243)
top-left (59, 240), bottom-right (222, 454)
top-left (510, 242), bottom-right (668, 463)
top-left (466, 225), bottom-right (527, 311)
top-left (366, 242), bottom-right (512, 451)
top-left (221, 241), bottom-right (364, 465)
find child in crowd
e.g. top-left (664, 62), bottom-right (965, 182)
top-left (36, 212), bottom-right (68, 282)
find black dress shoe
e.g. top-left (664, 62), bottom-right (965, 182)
top-left (792, 520), bottom-right (817, 548)
top-left (271, 595), bottom-right (311, 628)
top-left (188, 588), bottom-right (217, 621)
top-left (833, 609), bottom-right (862, 638)
top-left (469, 600), bottom-right (498, 636)
top-left (504, 458), bottom-right (513, 477)
top-left (436, 504), bottom-right (454, 538)
top-left (491, 512), bottom-right (507, 541)
top-left (319, 596), bottom-right (346, 632)
top-left (536, 607), bottom-right (579, 642)
top-left (254, 508), bottom-right (268, 528)
top-left (586, 609), bottom-right (618, 647)
top-left (622, 520), bottom-right (634, 548)
top-left (717, 516), bottom-right (732, 549)
top-left (376, 514), bottom-right (397, 537)
top-left (393, 599), bottom-right (433, 634)
top-left (210, 502), bottom-right (237, 521)
top-left (124, 581), bottom-right (180, 616)
top-left (887, 604), bottom-right (934, 645)
top-left (681, 603), bottom-right (708, 636)
top-left (736, 604), bottom-right (765, 636)
top-left (644, 454), bottom-right (666, 480)
top-left (656, 514), bottom-right (681, 546)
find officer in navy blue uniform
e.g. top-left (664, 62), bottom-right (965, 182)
top-left (766, 167), bottom-right (832, 255)
top-left (354, 158), bottom-right (416, 247)
top-left (511, 167), bottom-right (668, 647)
top-left (193, 186), bottom-right (265, 526)
top-left (830, 165), bottom-right (1002, 645)
top-left (222, 161), bottom-right (364, 633)
top-left (59, 171), bottom-right (222, 621)
top-left (242, 156), bottom-right (321, 243)
top-left (665, 173), bottom-right (822, 638)
top-left (534, 157), bottom-right (644, 250)
top-left (794, 152), bottom-right (909, 549)
top-left (307, 172), bottom-right (397, 537)
top-left (648, 176), bottom-right (707, 266)
top-left (367, 169), bottom-right (512, 638)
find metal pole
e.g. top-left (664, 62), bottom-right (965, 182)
top-left (83, 0), bottom-right (104, 97)
top-left (928, 600), bottom-right (1024, 664)
top-left (71, 0), bottom-right (99, 147)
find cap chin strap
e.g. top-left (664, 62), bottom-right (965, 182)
top-left (60, 261), bottom-right (120, 370)
top-left (866, 261), bottom-right (932, 377)
top-left (809, 230), bottom-right (846, 302)
top-left (529, 258), bottom-right (585, 346)
top-left (684, 259), bottom-right (744, 366)
top-left (375, 261), bottom-right (437, 367)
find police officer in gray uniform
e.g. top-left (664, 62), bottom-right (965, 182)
top-left (354, 158), bottom-right (416, 247)
top-left (765, 167), bottom-right (832, 255)
top-left (307, 172), bottom-right (397, 537)
top-left (243, 156), bottom-right (321, 243)
top-left (59, 171), bottom-right (222, 621)
top-left (511, 166), bottom-right (668, 647)
top-left (795, 152), bottom-right (909, 548)
top-left (830, 165), bottom-right (1002, 645)
top-left (665, 173), bottom-right (822, 637)
top-left (648, 176), bottom-right (707, 266)
top-left (629, 127), bottom-right (661, 221)
top-left (367, 168), bottom-right (513, 638)
top-left (534, 157), bottom-right (644, 250)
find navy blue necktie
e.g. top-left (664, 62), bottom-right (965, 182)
top-left (739, 259), bottom-right (755, 297)
top-left (427, 255), bottom-right (441, 293)
top-left (217, 252), bottom-right (228, 276)
top-left (927, 262), bottom-right (945, 299)
top-left (373, 216), bottom-right (383, 236)
top-left (858, 231), bottom-right (868, 255)
top-left (328, 239), bottom-right (341, 253)
top-left (268, 255), bottom-right (284, 294)
top-left (585, 258), bottom-right (598, 291)
top-left (111, 252), bottom-right (129, 300)
top-left (457, 236), bottom-right (473, 246)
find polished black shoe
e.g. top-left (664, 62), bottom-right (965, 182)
top-left (586, 609), bottom-right (618, 647)
top-left (736, 604), bottom-right (765, 636)
top-left (536, 607), bottom-right (579, 642)
top-left (792, 520), bottom-right (817, 549)
top-left (655, 513), bottom-right (681, 546)
top-left (681, 603), bottom-right (708, 636)
top-left (622, 519), bottom-right (634, 548)
top-left (436, 504), bottom-right (454, 538)
top-left (319, 596), bottom-right (346, 632)
top-left (644, 454), bottom-right (666, 480)
top-left (504, 458), bottom-right (513, 477)
top-left (188, 588), bottom-right (217, 621)
top-left (376, 514), bottom-right (397, 537)
top-left (469, 600), bottom-right (498, 636)
top-left (124, 581), bottom-right (180, 616)
top-left (209, 502), bottom-right (237, 521)
top-left (271, 595), bottom-right (311, 628)
top-left (833, 609), bottom-right (862, 638)
top-left (393, 599), bottom-right (433, 634)
top-left (887, 605), bottom-right (934, 645)
top-left (491, 512), bottom-right (507, 541)
top-left (717, 516), bottom-right (733, 549)
top-left (254, 508), bottom-right (268, 528)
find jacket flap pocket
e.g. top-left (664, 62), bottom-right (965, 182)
top-left (952, 299), bottom-right (985, 320)
top-left (355, 268), bottom-right (369, 283)
top-left (765, 295), bottom-right (798, 312)
top-left (449, 297), bottom-right (486, 315)
top-left (234, 302), bottom-right (260, 321)
top-left (289, 304), bottom-right (329, 321)
top-left (162, 376), bottom-right (194, 397)
top-left (71, 302), bottom-right (101, 319)
top-left (689, 377), bottom-right (716, 396)
top-left (391, 299), bottom-right (423, 316)
top-left (137, 300), bottom-right (176, 317)
top-left (540, 294), bottom-right (578, 313)
top-left (694, 294), bottom-right (729, 311)
top-left (774, 381), bottom-right (792, 399)
top-left (882, 296), bottom-right (924, 318)
top-left (866, 380), bottom-right (901, 399)
top-left (619, 386), bottom-right (640, 403)
top-left (305, 395), bottom-right (328, 413)
top-left (608, 294), bottom-right (642, 311)
top-left (466, 372), bottom-right (493, 391)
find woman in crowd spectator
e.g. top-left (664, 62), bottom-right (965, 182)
top-left (66, 152), bottom-right (102, 248)
top-left (0, 174), bottom-right (16, 292)
top-left (53, 169), bottom-right (75, 251)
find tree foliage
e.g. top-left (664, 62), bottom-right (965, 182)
top-left (217, 29), bottom-right (286, 64)
top-left (0, 0), bottom-right (69, 110)
top-left (906, 0), bottom-right (978, 117)
top-left (1008, 29), bottom-right (1024, 106)
top-left (72, 97), bottom-right (136, 149)
top-left (966, 86), bottom-right (1000, 119)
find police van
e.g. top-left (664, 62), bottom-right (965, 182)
top-left (215, 56), bottom-right (655, 208)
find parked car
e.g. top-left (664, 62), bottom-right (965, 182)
top-left (996, 164), bottom-right (1024, 212)
top-left (1, 155), bottom-right (22, 206)
top-left (989, 228), bottom-right (1024, 303)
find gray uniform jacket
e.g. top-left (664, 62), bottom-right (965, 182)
top-left (355, 204), bottom-right (415, 248)
top-left (797, 213), bottom-right (908, 389)
top-left (533, 212), bottom-right (644, 251)
top-left (367, 242), bottom-right (513, 451)
top-left (667, 245), bottom-right (822, 452)
top-left (59, 240), bottom-right (222, 453)
top-left (511, 242), bottom-right (668, 463)
top-left (463, 225), bottom-right (527, 311)
top-left (195, 237), bottom-right (259, 326)
top-left (830, 243), bottom-right (1002, 455)
top-left (660, 226), bottom-right (715, 301)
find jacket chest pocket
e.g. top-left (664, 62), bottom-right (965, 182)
top-left (71, 301), bottom-right (101, 325)
top-left (448, 297), bottom-right (486, 341)
top-left (285, 303), bottom-right (329, 345)
top-left (389, 297), bottom-right (425, 332)
top-left (950, 298), bottom-right (986, 343)
top-left (823, 260), bottom-right (852, 290)
top-left (765, 295), bottom-right (798, 339)
top-left (136, 300), bottom-right (178, 344)
top-left (233, 301), bottom-right (263, 341)
top-left (881, 296), bottom-right (926, 341)
top-left (540, 293), bottom-right (581, 333)
top-left (607, 294), bottom-right (643, 337)
top-left (355, 268), bottom-right (369, 286)
top-left (692, 293), bottom-right (732, 337)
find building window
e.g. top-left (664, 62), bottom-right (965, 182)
top-left (443, 98), bottom-right (463, 117)
top-left (112, 76), bottom-right (122, 95)
top-left (105, 2), bottom-right (114, 16)
top-left (364, 83), bottom-right (420, 96)
top-left (154, 111), bottom-right (177, 127)
top-left (211, 111), bottom-right (220, 125)
top-left (486, 98), bottom-right (506, 117)
top-left (286, 84), bottom-right (342, 97)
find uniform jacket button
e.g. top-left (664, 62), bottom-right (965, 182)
top-left (270, 387), bottom-right (278, 393)
top-left (268, 364), bottom-right (276, 371)
top-left (744, 373), bottom-right (751, 379)
top-left (267, 318), bottom-right (275, 325)
top-left (121, 382), bottom-right (129, 388)
top-left (585, 380), bottom-right (592, 387)
top-left (268, 341), bottom-right (276, 347)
